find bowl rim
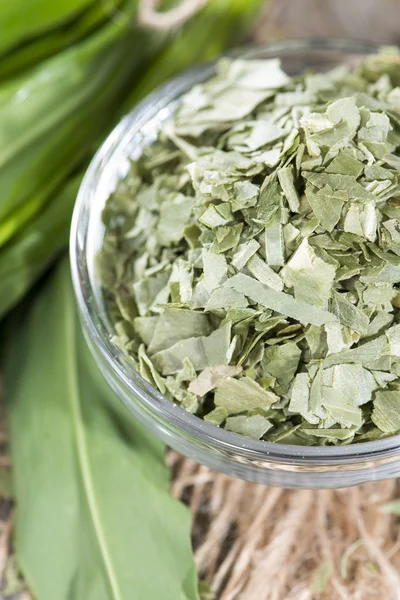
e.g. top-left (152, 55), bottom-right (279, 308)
top-left (70, 37), bottom-right (400, 466)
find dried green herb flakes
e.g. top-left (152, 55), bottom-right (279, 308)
top-left (98, 49), bottom-right (400, 446)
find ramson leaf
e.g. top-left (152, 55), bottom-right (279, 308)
top-left (225, 415), bottom-right (273, 439)
top-left (372, 391), bottom-right (400, 433)
top-left (157, 194), bottom-right (194, 245)
top-left (147, 308), bottom-right (212, 354)
top-left (277, 166), bottom-right (300, 212)
top-left (281, 238), bottom-right (336, 308)
top-left (5, 260), bottom-right (199, 600)
top-left (247, 253), bottom-right (283, 291)
top-left (152, 322), bottom-right (232, 375)
top-left (225, 273), bottom-right (337, 326)
top-left (188, 365), bottom-right (240, 397)
top-left (330, 291), bottom-right (370, 335)
top-left (214, 377), bottom-right (278, 415)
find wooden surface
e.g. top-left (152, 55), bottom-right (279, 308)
top-left (255, 0), bottom-right (400, 45)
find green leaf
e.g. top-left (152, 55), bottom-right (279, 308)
top-left (302, 172), bottom-right (377, 203)
top-left (188, 365), bottom-right (240, 396)
top-left (305, 185), bottom-right (346, 232)
top-left (225, 273), bottom-right (337, 326)
top-left (225, 414), bottom-right (272, 439)
top-left (301, 428), bottom-right (354, 441)
top-left (210, 223), bottom-right (243, 254)
top-left (330, 290), bottom-right (370, 335)
top-left (264, 209), bottom-right (284, 267)
top-left (247, 253), bottom-right (283, 291)
top-left (289, 372), bottom-right (319, 424)
top-left (153, 322), bottom-right (232, 375)
top-left (263, 342), bottom-right (301, 392)
top-left (0, 173), bottom-right (79, 320)
top-left (256, 177), bottom-right (281, 223)
top-left (323, 364), bottom-right (377, 407)
top-left (322, 334), bottom-right (389, 368)
top-left (277, 166), bottom-right (300, 212)
top-left (203, 407), bottom-right (228, 426)
top-left (0, 6), bottom-right (159, 226)
top-left (214, 376), bottom-right (278, 415)
top-left (202, 249), bottom-right (228, 293)
top-left (231, 239), bottom-right (260, 270)
top-left (4, 259), bottom-right (199, 600)
top-left (372, 390), bottom-right (400, 433)
top-left (199, 205), bottom-right (232, 229)
top-left (326, 151), bottom-right (364, 178)
top-left (0, 0), bottom-right (125, 79)
top-left (281, 238), bottom-right (336, 308)
top-left (205, 286), bottom-right (248, 310)
top-left (147, 308), bottom-right (212, 355)
top-left (157, 194), bottom-right (195, 245)
top-left (0, 0), bottom-right (95, 56)
top-left (343, 201), bottom-right (377, 242)
top-left (322, 386), bottom-right (362, 427)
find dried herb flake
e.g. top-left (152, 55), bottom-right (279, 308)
top-left (98, 49), bottom-right (400, 445)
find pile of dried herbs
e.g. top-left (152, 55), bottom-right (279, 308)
top-left (98, 49), bottom-right (400, 446)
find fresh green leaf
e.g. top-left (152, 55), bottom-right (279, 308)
top-left (0, 174), bottom-right (79, 320)
top-left (4, 259), bottom-right (199, 600)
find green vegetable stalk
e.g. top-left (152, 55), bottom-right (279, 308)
top-left (0, 0), bottom-right (163, 239)
top-left (0, 0), bottom-right (127, 80)
top-left (0, 0), bottom-right (97, 57)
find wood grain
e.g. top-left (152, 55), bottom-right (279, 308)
top-left (255, 0), bottom-right (400, 45)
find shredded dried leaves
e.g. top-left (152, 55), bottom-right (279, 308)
top-left (98, 48), bottom-right (400, 446)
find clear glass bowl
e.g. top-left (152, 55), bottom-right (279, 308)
top-left (70, 39), bottom-right (400, 489)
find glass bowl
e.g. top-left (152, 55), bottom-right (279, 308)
top-left (70, 39), bottom-right (400, 489)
